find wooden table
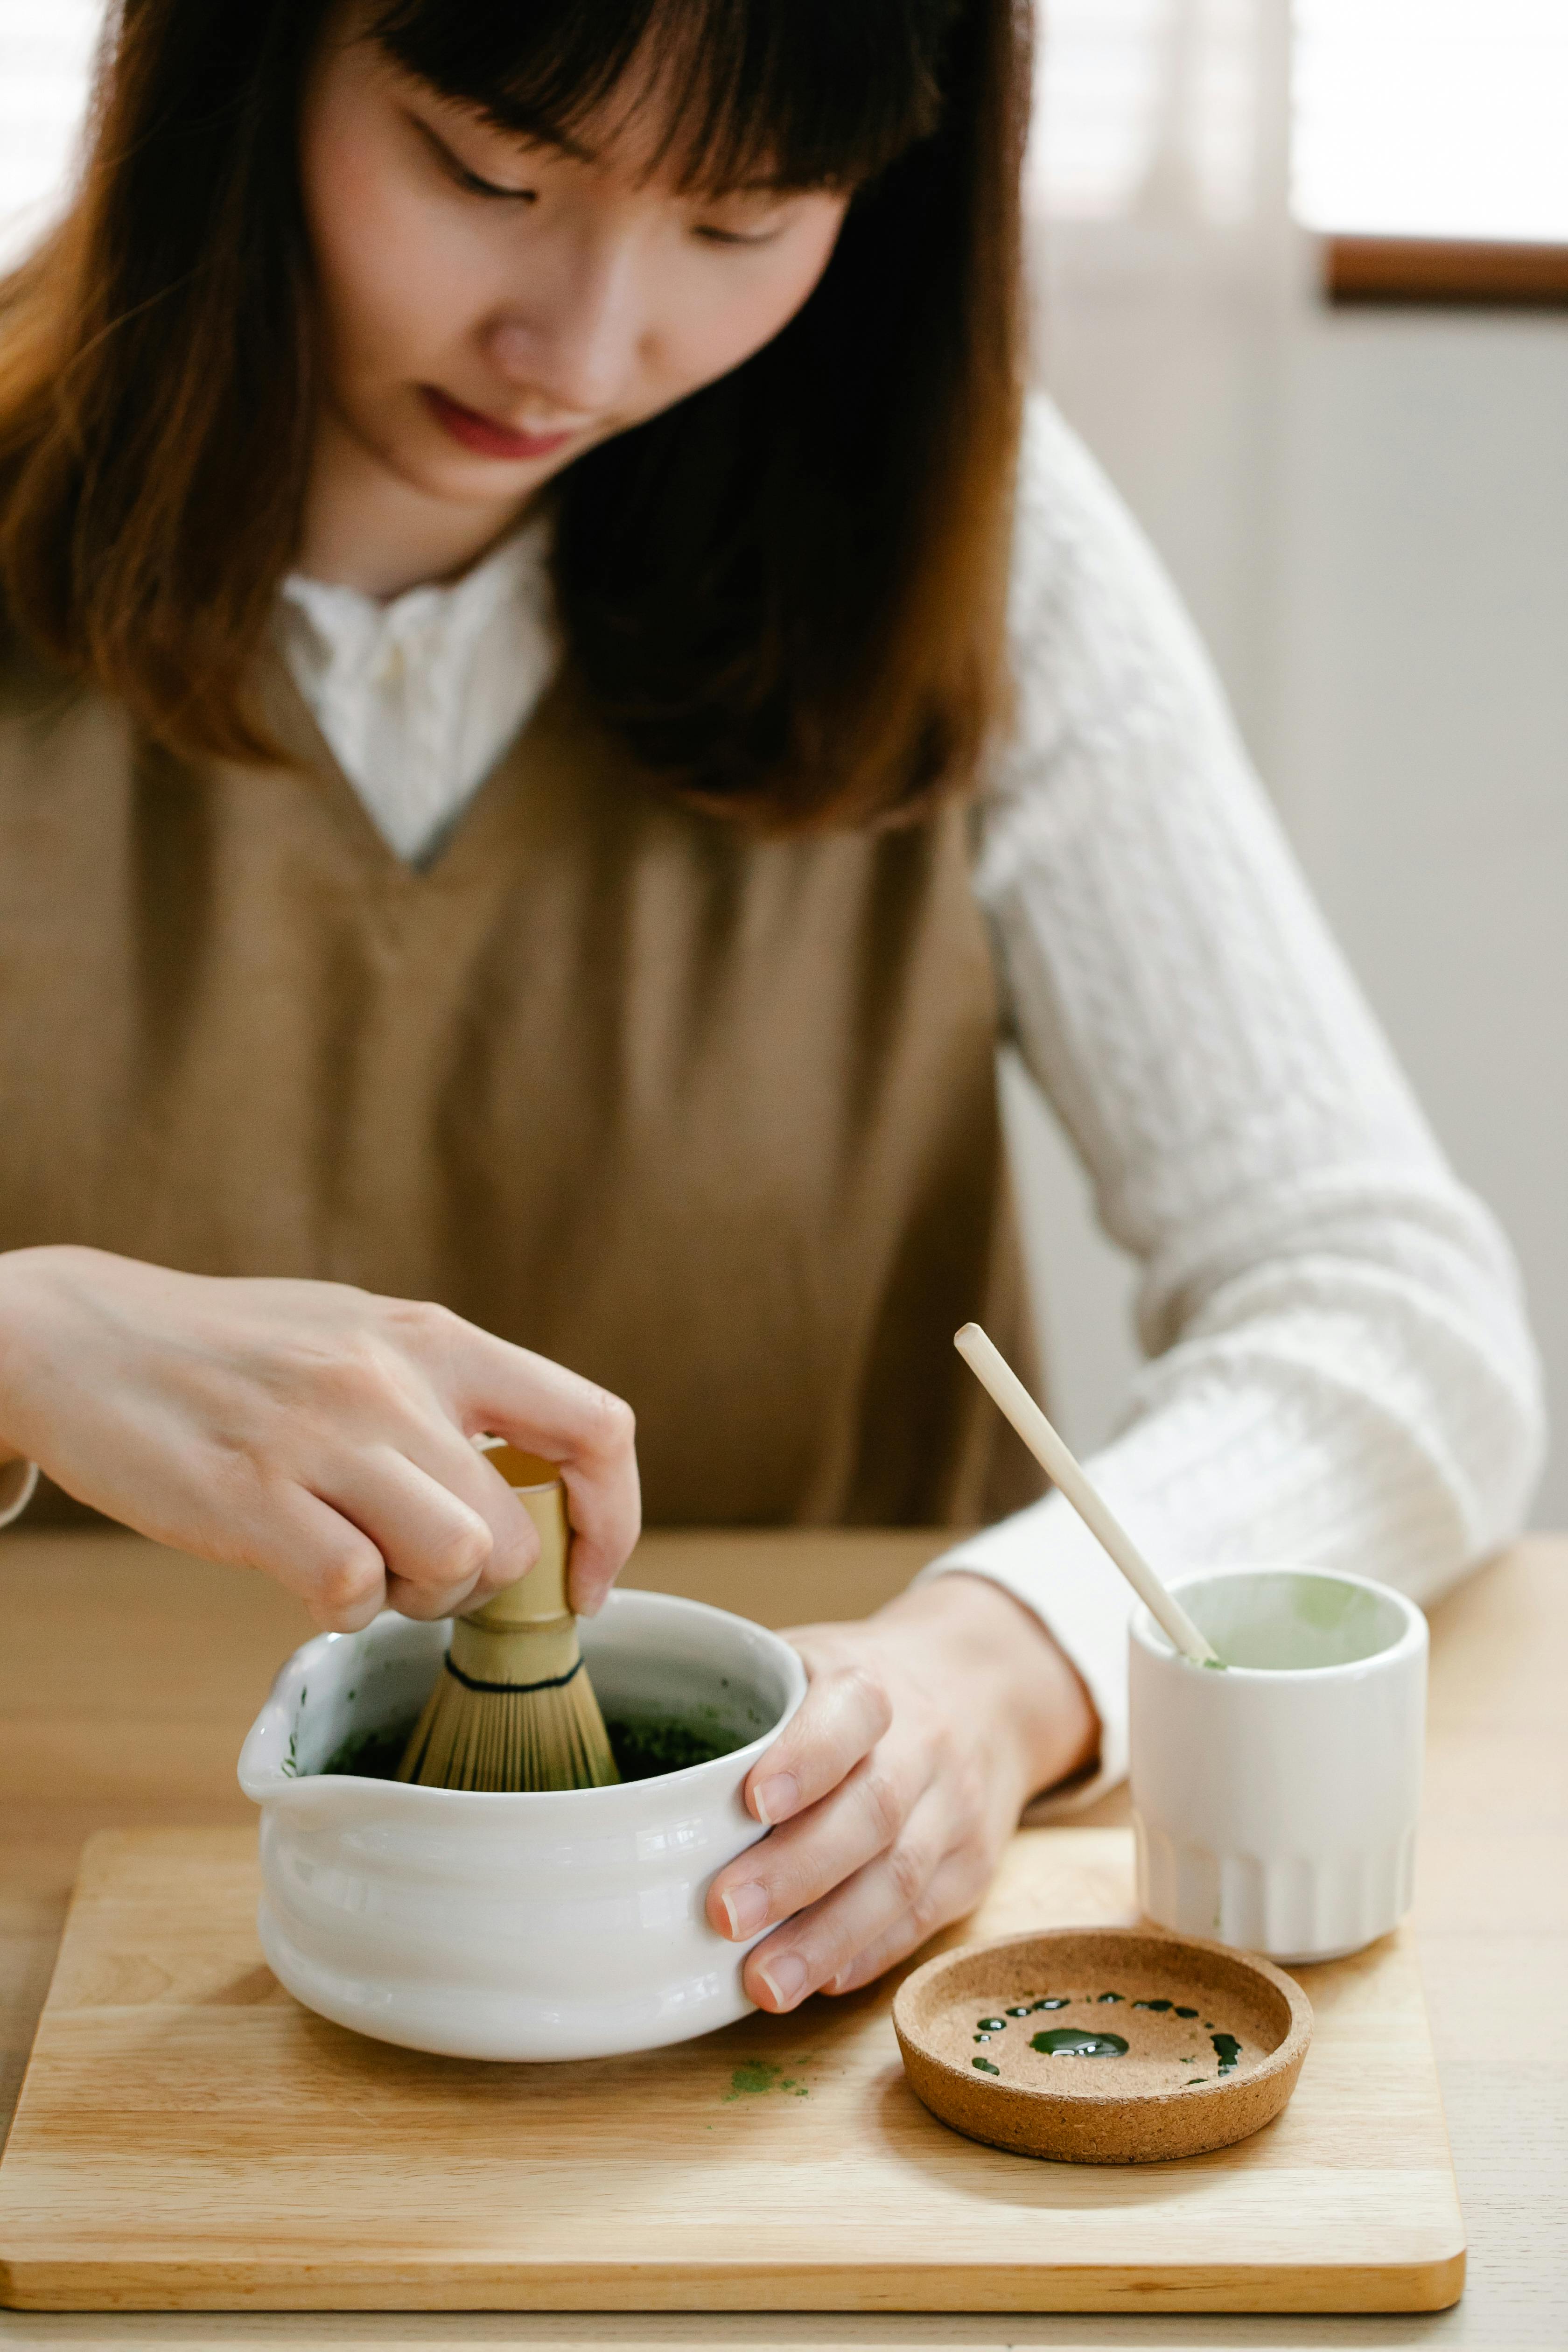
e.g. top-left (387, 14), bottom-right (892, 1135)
top-left (1, 1528), bottom-right (1563, 2348)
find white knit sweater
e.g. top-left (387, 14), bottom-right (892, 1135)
top-left (2, 399), bottom-right (1542, 1806)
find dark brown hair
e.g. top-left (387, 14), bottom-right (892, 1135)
top-left (0, 0), bottom-right (1028, 828)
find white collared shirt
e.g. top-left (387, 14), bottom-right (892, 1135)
top-left (277, 506), bottom-right (559, 865)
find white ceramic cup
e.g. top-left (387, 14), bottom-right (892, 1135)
top-left (1129, 1566), bottom-right (1428, 1963)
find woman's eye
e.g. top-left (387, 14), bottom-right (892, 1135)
top-left (693, 222), bottom-right (784, 248)
top-left (416, 119), bottom-right (536, 203)
top-left (453, 162), bottom-right (537, 203)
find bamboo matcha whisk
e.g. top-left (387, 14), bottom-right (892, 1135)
top-left (398, 1444), bottom-right (620, 1792)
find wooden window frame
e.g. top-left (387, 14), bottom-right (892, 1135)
top-left (1324, 235), bottom-right (1568, 310)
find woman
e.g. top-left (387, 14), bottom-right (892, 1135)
top-left (0, 0), bottom-right (1542, 2017)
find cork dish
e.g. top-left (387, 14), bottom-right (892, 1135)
top-left (893, 1925), bottom-right (1311, 2164)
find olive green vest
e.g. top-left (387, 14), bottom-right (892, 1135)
top-left (0, 627), bottom-right (1040, 1526)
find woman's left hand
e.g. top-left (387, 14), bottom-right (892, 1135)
top-left (706, 1574), bottom-right (1099, 2011)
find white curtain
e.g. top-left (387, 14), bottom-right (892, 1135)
top-left (0, 0), bottom-right (102, 271)
top-left (1028, 0), bottom-right (1295, 762)
top-left (1032, 0), bottom-right (1281, 231)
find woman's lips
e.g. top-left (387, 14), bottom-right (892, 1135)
top-left (422, 385), bottom-right (581, 462)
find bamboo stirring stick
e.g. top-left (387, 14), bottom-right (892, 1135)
top-left (954, 1322), bottom-right (1223, 1668)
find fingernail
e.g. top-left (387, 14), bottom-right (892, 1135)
top-left (753, 1772), bottom-right (799, 1826)
top-left (719, 1882), bottom-right (769, 1939)
top-left (755, 1952), bottom-right (809, 2010)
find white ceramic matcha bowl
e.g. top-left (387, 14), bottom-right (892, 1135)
top-left (238, 1589), bottom-right (806, 2062)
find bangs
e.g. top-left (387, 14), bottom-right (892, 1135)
top-left (366, 0), bottom-right (961, 194)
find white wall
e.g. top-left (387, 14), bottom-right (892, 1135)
top-left (1015, 241), bottom-right (1568, 1522)
top-left (1007, 210), bottom-right (1288, 1463)
top-left (1277, 311), bottom-right (1568, 1519)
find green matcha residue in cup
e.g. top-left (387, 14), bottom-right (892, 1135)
top-left (606, 1712), bottom-right (740, 1780)
top-left (318, 1723), bottom-right (409, 1779)
top-left (318, 1708), bottom-right (749, 1782)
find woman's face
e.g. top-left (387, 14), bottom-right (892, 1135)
top-left (299, 13), bottom-right (849, 543)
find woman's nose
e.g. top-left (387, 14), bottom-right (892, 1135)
top-left (486, 236), bottom-right (646, 419)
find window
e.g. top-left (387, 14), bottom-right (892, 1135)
top-left (1294, 0), bottom-right (1568, 245)
top-left (1032, 0), bottom-right (1568, 304)
top-left (1294, 0), bottom-right (1568, 304)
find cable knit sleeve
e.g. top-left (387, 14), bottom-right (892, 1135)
top-left (0, 1456), bottom-right (38, 1528)
top-left (921, 397), bottom-right (1546, 1810)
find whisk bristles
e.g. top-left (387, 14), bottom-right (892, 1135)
top-left (399, 1650), bottom-right (618, 1792)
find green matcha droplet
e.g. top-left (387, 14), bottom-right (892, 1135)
top-left (973, 2055), bottom-right (1000, 2075)
top-left (1031, 2028), bottom-right (1129, 2058)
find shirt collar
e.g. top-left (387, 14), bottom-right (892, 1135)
top-left (278, 505), bottom-right (554, 677)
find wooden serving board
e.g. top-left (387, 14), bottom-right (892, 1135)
top-left (0, 1825), bottom-right (1464, 2315)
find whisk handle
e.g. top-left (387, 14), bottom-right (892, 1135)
top-left (465, 1453), bottom-right (571, 1631)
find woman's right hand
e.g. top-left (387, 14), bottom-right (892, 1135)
top-left (0, 1245), bottom-right (640, 1630)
